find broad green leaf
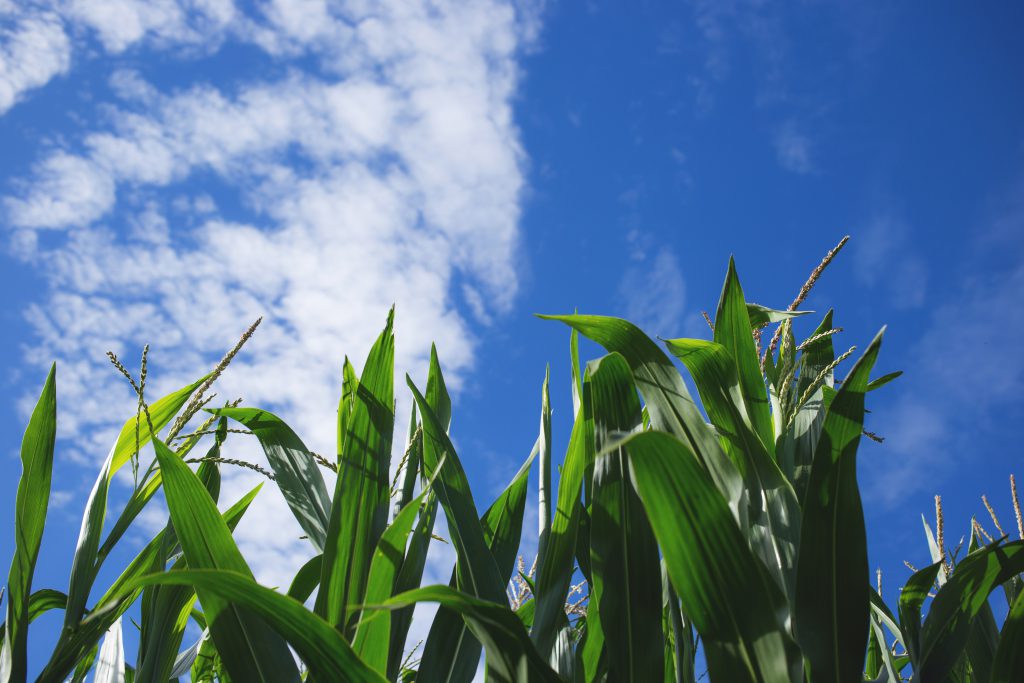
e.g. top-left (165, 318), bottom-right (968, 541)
top-left (0, 588), bottom-right (67, 644)
top-left (587, 353), bottom-right (663, 681)
top-left (622, 430), bottom-right (800, 683)
top-left (916, 540), bottom-right (1024, 680)
top-left (132, 571), bottom-right (387, 683)
top-left (897, 561), bottom-right (942, 669)
top-left (318, 309), bottom-right (395, 637)
top-left (1, 365), bottom-right (56, 683)
top-left (664, 338), bottom-right (799, 606)
top-left (153, 438), bottom-right (300, 681)
top-left (538, 314), bottom-right (745, 527)
top-left (992, 583), bottom-right (1024, 682)
top-left (135, 457), bottom-right (220, 683)
top-left (745, 304), bottom-right (812, 327)
top-left (110, 374), bottom-right (209, 478)
top-left (713, 258), bottom-right (774, 452)
top-left (419, 433), bottom-right (535, 682)
top-left (214, 406), bottom-right (331, 551)
top-left (94, 617), bottom-right (124, 683)
top-left (37, 486), bottom-right (258, 683)
top-left (288, 554), bottom-right (323, 604)
top-left (794, 329), bottom-right (884, 683)
top-left (375, 585), bottom-right (561, 683)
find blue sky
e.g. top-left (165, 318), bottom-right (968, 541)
top-left (2, 0), bottom-right (1023, 675)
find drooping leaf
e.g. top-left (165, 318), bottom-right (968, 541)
top-left (745, 304), bottom-right (813, 327)
top-left (915, 540), bottom-right (1024, 680)
top-left (1, 365), bottom-right (56, 683)
top-left (131, 571), bottom-right (387, 683)
top-left (419, 431), bottom-right (535, 682)
top-left (375, 585), bottom-right (561, 683)
top-left (538, 314), bottom-right (745, 526)
top-left (288, 554), bottom-right (323, 604)
top-left (153, 438), bottom-right (300, 681)
top-left (622, 430), bottom-right (800, 683)
top-left (318, 309), bottom-right (396, 637)
top-left (214, 406), bottom-right (332, 551)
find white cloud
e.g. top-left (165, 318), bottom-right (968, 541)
top-left (773, 122), bottom-right (814, 174)
top-left (0, 10), bottom-right (71, 114)
top-left (618, 247), bottom-right (687, 337)
top-left (4, 0), bottom-right (541, 609)
top-left (852, 215), bottom-right (928, 309)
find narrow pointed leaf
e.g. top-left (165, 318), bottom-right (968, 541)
top-left (94, 617), bottom-right (124, 683)
top-left (318, 309), bottom-right (395, 637)
top-left (213, 407), bottom-right (331, 551)
top-left (1, 365), bottom-right (56, 683)
top-left (992, 583), bottom-right (1024, 682)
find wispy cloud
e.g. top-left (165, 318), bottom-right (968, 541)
top-left (0, 9), bottom-right (71, 114)
top-left (773, 121), bottom-right (814, 174)
top-left (852, 215), bottom-right (928, 309)
top-left (3, 0), bottom-right (543, 595)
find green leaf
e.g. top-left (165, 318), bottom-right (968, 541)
top-left (213, 407), bottom-right (332, 551)
top-left (153, 438), bottom-right (300, 682)
top-left (318, 308), bottom-right (395, 637)
top-left (745, 304), bottom-right (813, 327)
top-left (898, 561), bottom-right (942, 669)
top-left (622, 430), bottom-right (800, 683)
top-left (916, 540), bottom-right (1024, 680)
top-left (587, 353), bottom-right (664, 681)
top-left (374, 585), bottom-right (561, 683)
top-left (663, 338), bottom-right (800, 606)
top-left (131, 571), bottom-right (387, 683)
top-left (866, 371), bottom-right (902, 392)
top-left (794, 328), bottom-right (884, 683)
top-left (776, 310), bottom-right (836, 502)
top-left (992, 582), bottom-right (1024, 682)
top-left (287, 554), bottom-right (323, 604)
top-left (1, 364), bottom-right (56, 683)
top-left (0, 588), bottom-right (67, 644)
top-left (713, 258), bottom-right (774, 452)
top-left (538, 314), bottom-right (745, 527)
top-left (110, 374), bottom-right (209, 478)
top-left (354, 484), bottom-right (435, 673)
top-left (419, 432), bottom-right (535, 682)
top-left (532, 366), bottom-right (594, 659)
top-left (37, 486), bottom-right (258, 683)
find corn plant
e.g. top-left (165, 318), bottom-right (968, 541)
top-left (2, 241), bottom-right (1023, 682)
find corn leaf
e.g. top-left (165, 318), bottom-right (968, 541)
top-left (622, 430), bottom-right (800, 683)
top-left (745, 304), bottom-right (812, 327)
top-left (153, 437), bottom-right (300, 682)
top-left (794, 329), bottom-right (884, 683)
top-left (713, 258), bottom-right (774, 452)
top-left (538, 314), bottom-right (746, 529)
top-left (214, 406), bottom-right (332, 551)
top-left (664, 338), bottom-right (799, 606)
top-left (992, 584), bottom-right (1024, 682)
top-left (376, 585), bottom-right (561, 683)
top-left (318, 309), bottom-right (395, 637)
top-left (588, 353), bottom-right (664, 681)
top-left (288, 554), bottom-right (323, 604)
top-left (132, 570), bottom-right (387, 683)
top-left (1, 365), bottom-right (56, 683)
top-left (93, 617), bottom-right (124, 683)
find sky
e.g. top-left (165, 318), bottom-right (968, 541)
top-left (2, 0), bottom-right (1023, 676)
